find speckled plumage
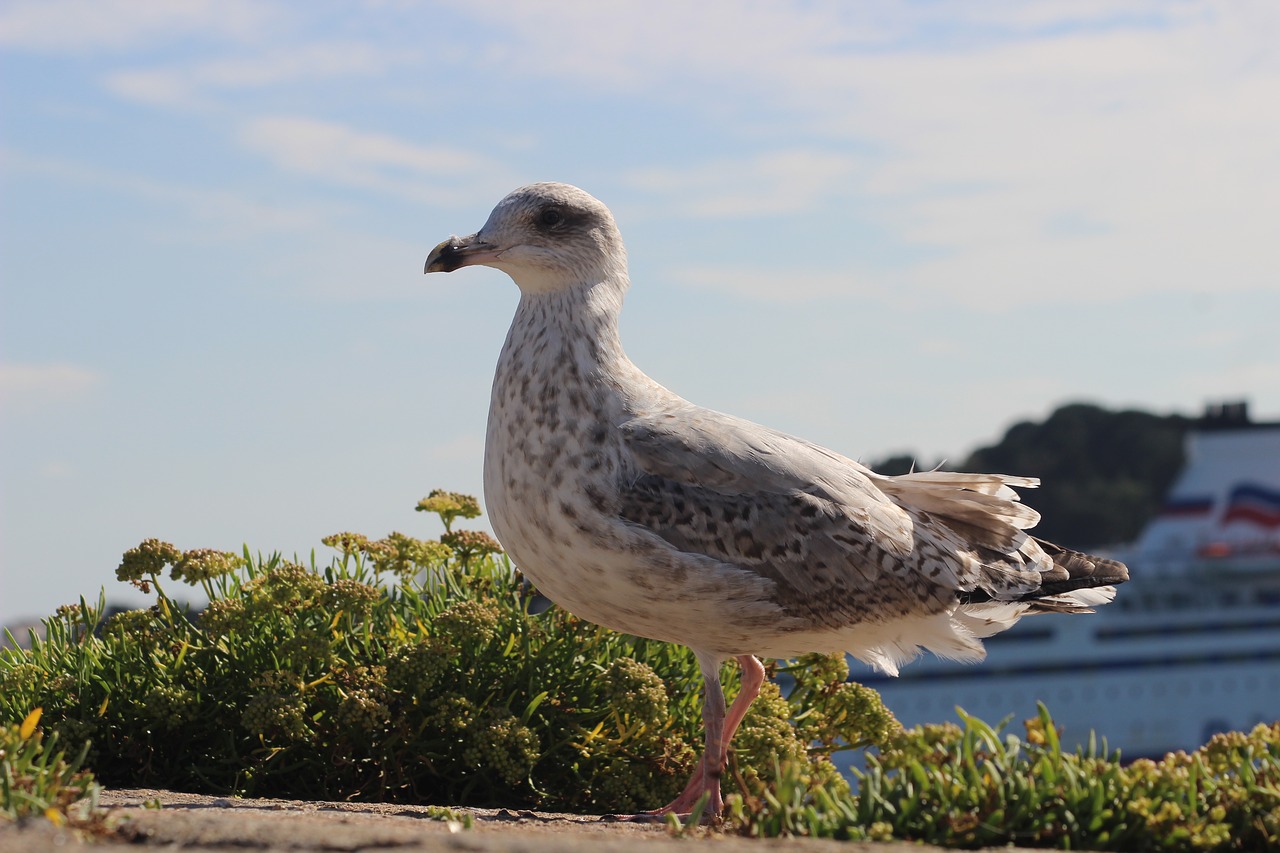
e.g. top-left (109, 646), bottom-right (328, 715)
top-left (425, 182), bottom-right (1128, 818)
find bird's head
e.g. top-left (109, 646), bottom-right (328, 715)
top-left (424, 182), bottom-right (626, 294)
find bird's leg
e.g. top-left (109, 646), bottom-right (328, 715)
top-left (629, 654), bottom-right (765, 821)
top-left (721, 654), bottom-right (765, 749)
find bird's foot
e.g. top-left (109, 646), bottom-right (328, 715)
top-left (607, 775), bottom-right (722, 824)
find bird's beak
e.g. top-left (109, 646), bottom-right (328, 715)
top-left (424, 233), bottom-right (501, 274)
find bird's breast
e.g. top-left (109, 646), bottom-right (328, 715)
top-left (477, 299), bottom-right (794, 651)
top-left (482, 326), bottom-right (629, 581)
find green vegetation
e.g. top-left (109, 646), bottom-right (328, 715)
top-left (0, 491), bottom-right (895, 813)
top-left (732, 705), bottom-right (1280, 851)
top-left (3, 488), bottom-right (1277, 849)
top-left (874, 401), bottom-right (1190, 549)
top-left (1, 708), bottom-right (102, 831)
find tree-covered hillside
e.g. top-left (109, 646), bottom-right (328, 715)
top-left (874, 402), bottom-right (1193, 550)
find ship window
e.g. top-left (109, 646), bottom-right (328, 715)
top-left (1256, 588), bottom-right (1280, 606)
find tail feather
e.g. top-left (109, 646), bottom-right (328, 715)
top-left (875, 470), bottom-right (1042, 553)
top-left (959, 537), bottom-right (1129, 608)
top-left (1031, 538), bottom-right (1130, 591)
top-left (883, 469), bottom-right (1040, 499)
top-left (872, 467), bottom-right (1130, 647)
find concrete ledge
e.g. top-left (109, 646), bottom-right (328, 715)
top-left (0, 788), bottom-right (1041, 852)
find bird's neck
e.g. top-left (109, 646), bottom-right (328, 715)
top-left (503, 275), bottom-right (633, 380)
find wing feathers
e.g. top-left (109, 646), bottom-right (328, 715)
top-left (884, 469), bottom-right (1040, 499)
top-left (618, 403), bottom-right (1127, 641)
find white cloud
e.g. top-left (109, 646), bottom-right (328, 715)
top-left (0, 363), bottom-right (99, 412)
top-left (0, 0), bottom-right (277, 53)
top-left (667, 265), bottom-right (867, 303)
top-left (443, 0), bottom-right (1214, 94)
top-left (105, 42), bottom-right (418, 107)
top-left (101, 71), bottom-right (192, 108)
top-left (839, 18), bottom-right (1280, 307)
top-left (626, 150), bottom-right (865, 218)
top-left (505, 1), bottom-right (867, 90)
top-left (4, 148), bottom-right (342, 240)
top-left (497, 2), bottom-right (1279, 308)
top-left (237, 116), bottom-right (515, 206)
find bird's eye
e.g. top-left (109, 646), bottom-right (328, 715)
top-left (538, 208), bottom-right (564, 228)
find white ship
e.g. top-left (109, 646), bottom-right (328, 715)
top-left (860, 402), bottom-right (1280, 759)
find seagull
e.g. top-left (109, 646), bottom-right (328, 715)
top-left (424, 182), bottom-right (1128, 819)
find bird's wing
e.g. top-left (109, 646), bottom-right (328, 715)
top-left (617, 404), bottom-right (1050, 629)
top-left (621, 403), bottom-right (909, 535)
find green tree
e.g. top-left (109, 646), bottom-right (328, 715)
top-left (870, 402), bottom-right (1191, 550)
top-left (959, 403), bottom-right (1189, 548)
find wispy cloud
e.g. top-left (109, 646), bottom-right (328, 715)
top-left (2, 146), bottom-right (443, 302)
top-left (0, 363), bottom-right (99, 412)
top-left (841, 18), bottom-right (1280, 307)
top-left (3, 148), bottom-right (342, 240)
top-left (496, 2), bottom-right (1277, 308)
top-left (442, 1), bottom-right (1210, 96)
top-left (667, 265), bottom-right (868, 303)
top-left (0, 0), bottom-right (277, 53)
top-left (443, 0), bottom-right (859, 91)
top-left (626, 150), bottom-right (866, 218)
top-left (105, 42), bottom-right (418, 107)
top-left (237, 116), bottom-right (514, 206)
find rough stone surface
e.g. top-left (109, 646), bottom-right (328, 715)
top-left (0, 788), bottom-right (1052, 852)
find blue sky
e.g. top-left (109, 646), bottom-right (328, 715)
top-left (2, 0), bottom-right (1278, 625)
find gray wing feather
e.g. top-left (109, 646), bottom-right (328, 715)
top-left (616, 405), bottom-right (1035, 627)
top-left (621, 404), bottom-right (911, 543)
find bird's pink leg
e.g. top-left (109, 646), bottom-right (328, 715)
top-left (722, 654), bottom-right (765, 746)
top-left (626, 654), bottom-right (765, 821)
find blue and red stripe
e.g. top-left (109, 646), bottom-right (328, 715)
top-left (1222, 483), bottom-right (1280, 528)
